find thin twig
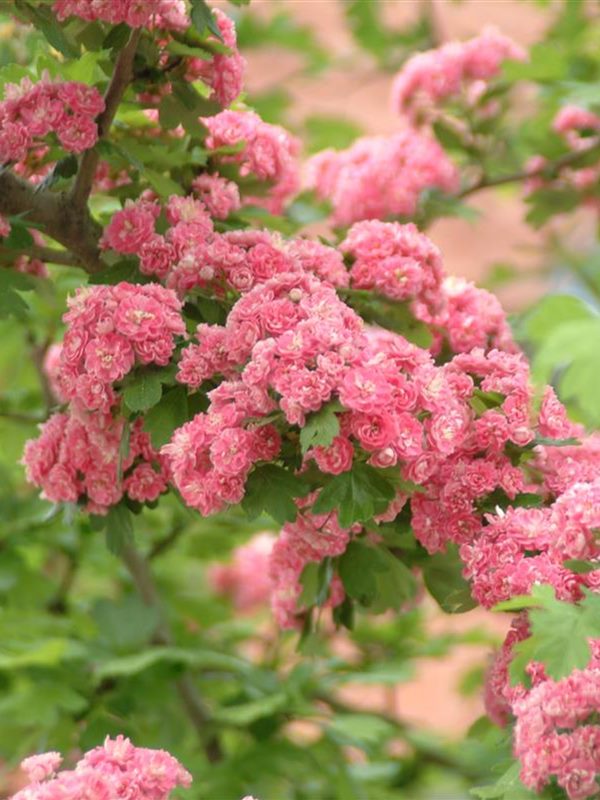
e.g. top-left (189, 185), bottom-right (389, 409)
top-left (0, 410), bottom-right (43, 423)
top-left (149, 522), bottom-right (185, 560)
top-left (27, 332), bottom-right (55, 416)
top-left (458, 138), bottom-right (600, 199)
top-left (120, 542), bottom-right (223, 763)
top-left (71, 28), bottom-right (142, 209)
top-left (46, 552), bottom-right (79, 614)
top-left (0, 245), bottom-right (84, 268)
top-left (420, 0), bottom-right (443, 46)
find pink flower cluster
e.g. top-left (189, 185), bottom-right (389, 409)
top-left (513, 664), bottom-right (600, 800)
top-left (269, 505), bottom-right (350, 628)
top-left (391, 27), bottom-right (525, 118)
top-left (191, 173), bottom-right (241, 219)
top-left (53, 0), bottom-right (189, 30)
top-left (23, 409), bottom-right (169, 514)
top-left (339, 222), bottom-right (515, 353)
top-left (0, 75), bottom-right (104, 163)
top-left (432, 276), bottom-right (516, 354)
top-left (203, 110), bottom-right (301, 213)
top-left (340, 218), bottom-right (446, 324)
top-left (209, 532), bottom-right (275, 611)
top-left (527, 105), bottom-right (600, 213)
top-left (166, 242), bottom-right (520, 539)
top-left (101, 195), bottom-right (347, 293)
top-left (55, 281), bottom-right (185, 413)
top-left (306, 129), bottom-right (458, 226)
top-left (184, 9), bottom-right (246, 107)
top-left (13, 736), bottom-right (191, 800)
top-left (23, 282), bottom-right (184, 512)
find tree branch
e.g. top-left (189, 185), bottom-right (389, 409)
top-left (458, 138), bottom-right (600, 199)
top-left (27, 332), bottom-right (55, 415)
top-left (120, 542), bottom-right (223, 763)
top-left (0, 244), bottom-right (84, 268)
top-left (71, 28), bottom-right (141, 209)
top-left (0, 168), bottom-right (103, 272)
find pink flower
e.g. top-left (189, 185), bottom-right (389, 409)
top-left (56, 113), bottom-right (99, 153)
top-left (0, 120), bottom-right (31, 162)
top-left (391, 27), bottom-right (525, 117)
top-left (311, 435), bottom-right (354, 474)
top-left (184, 9), bottom-right (246, 107)
top-left (21, 752), bottom-right (63, 782)
top-left (101, 199), bottom-right (160, 254)
top-left (58, 82), bottom-right (105, 116)
top-left (84, 333), bottom-right (135, 382)
top-left (139, 235), bottom-right (177, 279)
top-left (307, 130), bottom-right (458, 226)
top-left (209, 532), bottom-right (275, 610)
top-left (339, 367), bottom-right (393, 412)
top-left (203, 110), bottom-right (300, 213)
top-left (192, 173), bottom-right (241, 219)
top-left (14, 736), bottom-right (191, 800)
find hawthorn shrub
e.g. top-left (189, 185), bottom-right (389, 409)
top-left (1, 1), bottom-right (600, 799)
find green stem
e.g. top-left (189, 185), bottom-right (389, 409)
top-left (120, 542), bottom-right (223, 763)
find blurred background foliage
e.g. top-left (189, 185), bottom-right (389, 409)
top-left (1, 1), bottom-right (600, 799)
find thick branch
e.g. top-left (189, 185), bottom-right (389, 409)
top-left (0, 168), bottom-right (103, 272)
top-left (458, 138), bottom-right (600, 199)
top-left (71, 29), bottom-right (141, 209)
top-left (120, 542), bottom-right (223, 763)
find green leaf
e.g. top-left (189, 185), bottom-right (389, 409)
top-left (88, 259), bottom-right (144, 285)
top-left (419, 188), bottom-right (480, 225)
top-left (189, 0), bottom-right (223, 40)
top-left (304, 115), bottom-right (363, 153)
top-left (526, 187), bottom-right (581, 227)
top-left (158, 89), bottom-right (215, 137)
top-left (422, 544), bottom-right (477, 614)
top-left (95, 647), bottom-right (199, 681)
top-left (299, 558), bottom-right (333, 607)
top-left (340, 661), bottom-right (413, 685)
top-left (471, 761), bottom-right (538, 799)
top-left (528, 316), bottom-right (600, 425)
top-left (61, 49), bottom-right (109, 84)
top-left (242, 464), bottom-right (308, 524)
top-left (517, 294), bottom-right (593, 346)
top-left (286, 191), bottom-right (332, 227)
top-left (92, 594), bottom-right (159, 652)
top-left (0, 638), bottom-right (85, 670)
top-left (433, 120), bottom-right (469, 152)
top-left (327, 713), bottom-right (395, 751)
top-left (144, 167), bottom-right (184, 198)
top-left (508, 588), bottom-right (600, 683)
top-left (505, 41), bottom-right (568, 82)
top-left (312, 464), bottom-right (396, 529)
top-left (104, 503), bottom-right (134, 555)
top-left (338, 539), bottom-right (415, 611)
top-left (143, 386), bottom-right (189, 449)
top-left (0, 269), bottom-right (35, 320)
top-left (300, 401), bottom-right (341, 454)
top-left (215, 693), bottom-right (288, 726)
top-left (122, 370), bottom-right (163, 413)
top-left (15, 0), bottom-right (79, 57)
top-left (344, 293), bottom-right (433, 349)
